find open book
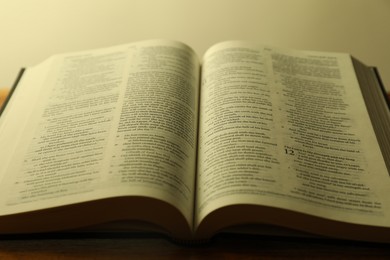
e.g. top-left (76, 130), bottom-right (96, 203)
top-left (0, 40), bottom-right (389, 243)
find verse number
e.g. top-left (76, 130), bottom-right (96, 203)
top-left (284, 147), bottom-right (295, 155)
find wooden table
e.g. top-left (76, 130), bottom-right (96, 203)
top-left (0, 88), bottom-right (9, 108)
top-left (1, 234), bottom-right (390, 259)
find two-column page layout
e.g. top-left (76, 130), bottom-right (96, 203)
top-left (0, 40), bottom-right (389, 242)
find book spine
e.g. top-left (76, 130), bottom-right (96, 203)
top-left (0, 68), bottom-right (25, 117)
top-left (372, 67), bottom-right (390, 110)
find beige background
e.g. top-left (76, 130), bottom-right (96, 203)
top-left (0, 0), bottom-right (389, 90)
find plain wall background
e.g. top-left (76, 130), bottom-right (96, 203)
top-left (1, 0), bottom-right (389, 90)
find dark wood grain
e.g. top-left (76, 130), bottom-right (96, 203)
top-left (1, 235), bottom-right (390, 259)
top-left (0, 88), bottom-right (9, 108)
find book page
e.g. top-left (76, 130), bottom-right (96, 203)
top-left (196, 41), bottom-right (390, 229)
top-left (0, 40), bottom-right (199, 227)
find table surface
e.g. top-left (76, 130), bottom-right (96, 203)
top-left (1, 234), bottom-right (390, 259)
top-left (1, 1), bottom-right (390, 257)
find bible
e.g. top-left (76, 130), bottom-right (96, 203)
top-left (0, 40), bottom-right (389, 243)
